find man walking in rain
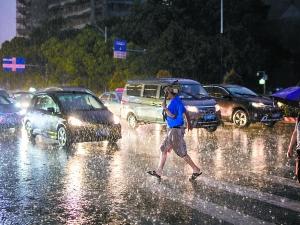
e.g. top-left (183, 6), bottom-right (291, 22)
top-left (147, 85), bottom-right (202, 180)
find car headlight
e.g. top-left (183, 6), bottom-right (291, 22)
top-left (215, 104), bottom-right (220, 111)
top-left (68, 116), bottom-right (83, 126)
top-left (19, 109), bottom-right (27, 116)
top-left (277, 101), bottom-right (284, 107)
top-left (113, 115), bottom-right (120, 124)
top-left (15, 102), bottom-right (21, 108)
top-left (251, 102), bottom-right (266, 108)
top-left (186, 106), bottom-right (198, 113)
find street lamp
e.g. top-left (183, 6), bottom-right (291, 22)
top-left (257, 71), bottom-right (268, 95)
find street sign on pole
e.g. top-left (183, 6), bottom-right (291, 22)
top-left (113, 40), bottom-right (127, 59)
top-left (2, 57), bottom-right (25, 72)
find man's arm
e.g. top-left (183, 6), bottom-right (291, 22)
top-left (184, 111), bottom-right (192, 131)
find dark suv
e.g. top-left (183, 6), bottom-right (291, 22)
top-left (24, 88), bottom-right (121, 148)
top-left (121, 78), bottom-right (220, 132)
top-left (204, 84), bottom-right (283, 128)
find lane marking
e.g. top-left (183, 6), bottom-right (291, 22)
top-left (143, 181), bottom-right (275, 225)
top-left (242, 171), bottom-right (300, 189)
top-left (198, 176), bottom-right (300, 213)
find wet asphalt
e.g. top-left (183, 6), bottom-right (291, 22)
top-left (0, 122), bottom-right (299, 225)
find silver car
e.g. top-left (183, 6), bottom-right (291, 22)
top-left (99, 90), bottom-right (123, 117)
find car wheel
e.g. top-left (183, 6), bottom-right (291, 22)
top-left (25, 121), bottom-right (36, 144)
top-left (57, 126), bottom-right (72, 148)
top-left (205, 126), bottom-right (218, 132)
top-left (127, 113), bottom-right (138, 129)
top-left (263, 121), bottom-right (276, 128)
top-left (232, 109), bottom-right (249, 128)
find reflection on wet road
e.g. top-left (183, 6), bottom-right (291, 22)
top-left (0, 124), bottom-right (299, 224)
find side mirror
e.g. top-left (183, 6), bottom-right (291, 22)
top-left (47, 107), bottom-right (55, 113)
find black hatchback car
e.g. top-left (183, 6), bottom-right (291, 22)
top-left (204, 84), bottom-right (283, 128)
top-left (24, 88), bottom-right (122, 148)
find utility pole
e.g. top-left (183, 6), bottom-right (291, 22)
top-left (220, 0), bottom-right (224, 82)
top-left (90, 0), bottom-right (107, 43)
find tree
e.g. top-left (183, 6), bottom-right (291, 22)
top-left (157, 70), bottom-right (172, 78)
top-left (223, 68), bottom-right (244, 85)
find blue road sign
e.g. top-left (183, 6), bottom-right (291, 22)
top-left (2, 57), bottom-right (25, 72)
top-left (114, 39), bottom-right (127, 59)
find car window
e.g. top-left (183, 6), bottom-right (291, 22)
top-left (227, 87), bottom-right (258, 97)
top-left (14, 93), bottom-right (33, 102)
top-left (143, 85), bottom-right (158, 98)
top-left (57, 93), bottom-right (105, 112)
top-left (34, 95), bottom-right (60, 112)
top-left (0, 95), bottom-right (10, 105)
top-left (126, 84), bottom-right (142, 97)
top-left (179, 84), bottom-right (208, 99)
top-left (208, 87), bottom-right (228, 98)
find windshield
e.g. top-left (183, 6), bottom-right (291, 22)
top-left (57, 93), bottom-right (105, 112)
top-left (14, 93), bottom-right (33, 102)
top-left (0, 95), bottom-right (11, 105)
top-left (179, 84), bottom-right (208, 99)
top-left (227, 87), bottom-right (258, 97)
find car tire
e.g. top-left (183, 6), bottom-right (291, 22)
top-left (205, 126), bottom-right (218, 132)
top-left (232, 109), bottom-right (249, 128)
top-left (57, 126), bottom-right (72, 148)
top-left (25, 121), bottom-right (36, 144)
top-left (127, 113), bottom-right (138, 129)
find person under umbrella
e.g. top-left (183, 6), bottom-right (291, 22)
top-left (274, 85), bottom-right (300, 183)
top-left (287, 112), bottom-right (300, 183)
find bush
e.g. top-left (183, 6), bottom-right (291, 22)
top-left (279, 104), bottom-right (299, 117)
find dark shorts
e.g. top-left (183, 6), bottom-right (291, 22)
top-left (160, 128), bottom-right (187, 158)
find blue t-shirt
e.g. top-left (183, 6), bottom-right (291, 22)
top-left (166, 95), bottom-right (186, 128)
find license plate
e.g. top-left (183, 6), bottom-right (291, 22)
top-left (96, 129), bottom-right (109, 137)
top-left (203, 114), bottom-right (216, 121)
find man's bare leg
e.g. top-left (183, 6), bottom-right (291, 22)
top-left (156, 150), bottom-right (169, 176)
top-left (183, 154), bottom-right (201, 173)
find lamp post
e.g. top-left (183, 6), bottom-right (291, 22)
top-left (220, 0), bottom-right (223, 82)
top-left (257, 71), bottom-right (268, 95)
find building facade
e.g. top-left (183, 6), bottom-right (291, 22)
top-left (17, 0), bottom-right (136, 36)
top-left (47, 0), bottom-right (135, 30)
top-left (16, 0), bottom-right (48, 37)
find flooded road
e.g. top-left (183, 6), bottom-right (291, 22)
top-left (0, 123), bottom-right (299, 224)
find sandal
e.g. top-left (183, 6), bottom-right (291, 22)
top-left (190, 172), bottom-right (202, 181)
top-left (147, 170), bottom-right (161, 179)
